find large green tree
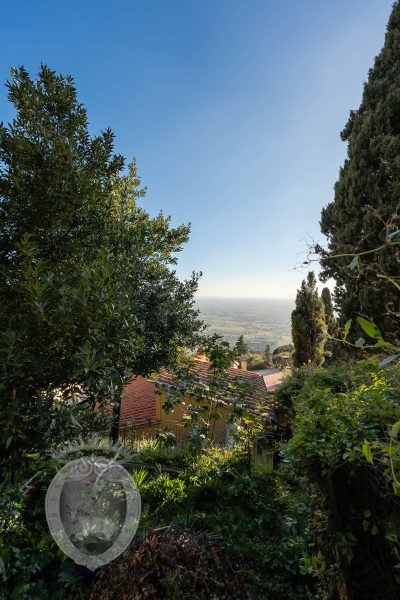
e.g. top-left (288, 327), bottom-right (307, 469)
top-left (291, 272), bottom-right (325, 367)
top-left (319, 2), bottom-right (400, 341)
top-left (0, 66), bottom-right (202, 479)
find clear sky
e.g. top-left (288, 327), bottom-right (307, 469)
top-left (0, 0), bottom-right (394, 298)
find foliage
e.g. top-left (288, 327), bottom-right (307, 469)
top-left (90, 524), bottom-right (241, 600)
top-left (155, 427), bottom-right (177, 448)
top-left (275, 367), bottom-right (312, 411)
top-left (291, 272), bottom-right (326, 368)
top-left (264, 343), bottom-right (273, 368)
top-left (0, 439), bottom-right (320, 599)
top-left (273, 343), bottom-right (294, 356)
top-left (246, 350), bottom-right (267, 370)
top-left (0, 65), bottom-right (202, 480)
top-left (160, 336), bottom-right (272, 454)
top-left (321, 288), bottom-right (336, 336)
top-left (318, 0), bottom-right (400, 341)
top-left (0, 237), bottom-right (139, 479)
top-left (235, 334), bottom-right (248, 356)
top-left (103, 446), bottom-right (320, 599)
top-left (245, 346), bottom-right (275, 371)
top-left (0, 460), bottom-right (91, 599)
top-left (320, 287), bottom-right (343, 364)
top-left (125, 436), bottom-right (190, 471)
top-left (285, 361), bottom-right (400, 596)
top-left (274, 363), bottom-right (352, 441)
top-left (285, 361), bottom-right (393, 475)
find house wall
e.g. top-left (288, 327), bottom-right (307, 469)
top-left (119, 374), bottom-right (276, 449)
top-left (156, 390), bottom-right (231, 444)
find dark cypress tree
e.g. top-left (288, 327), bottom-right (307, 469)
top-left (235, 334), bottom-right (248, 356)
top-left (319, 2), bottom-right (400, 341)
top-left (291, 272), bottom-right (326, 367)
top-left (321, 287), bottom-right (336, 336)
top-left (264, 343), bottom-right (273, 368)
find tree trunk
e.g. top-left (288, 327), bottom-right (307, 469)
top-left (109, 372), bottom-right (125, 444)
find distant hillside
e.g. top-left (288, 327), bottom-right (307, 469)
top-left (195, 297), bottom-right (294, 352)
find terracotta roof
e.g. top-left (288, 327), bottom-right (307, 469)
top-left (156, 359), bottom-right (273, 414)
top-left (119, 375), bottom-right (157, 428)
top-left (118, 362), bottom-right (280, 430)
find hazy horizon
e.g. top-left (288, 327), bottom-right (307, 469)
top-left (195, 295), bottom-right (295, 300)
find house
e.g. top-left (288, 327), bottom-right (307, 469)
top-left (118, 353), bottom-right (284, 446)
top-left (155, 357), bottom-right (278, 444)
top-left (253, 368), bottom-right (285, 393)
top-left (272, 352), bottom-right (292, 368)
top-left (119, 375), bottom-right (158, 431)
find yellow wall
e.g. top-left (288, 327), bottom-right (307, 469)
top-left (156, 390), bottom-right (231, 444)
top-left (152, 389), bottom-right (275, 451)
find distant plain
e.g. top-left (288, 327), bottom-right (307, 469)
top-left (195, 297), bottom-right (294, 351)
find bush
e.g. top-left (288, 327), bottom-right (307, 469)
top-left (285, 360), bottom-right (400, 598)
top-left (0, 465), bottom-right (90, 599)
top-left (121, 447), bottom-right (320, 599)
top-left (286, 361), bottom-right (398, 475)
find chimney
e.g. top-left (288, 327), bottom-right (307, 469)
top-left (240, 359), bottom-right (247, 370)
top-left (196, 347), bottom-right (207, 361)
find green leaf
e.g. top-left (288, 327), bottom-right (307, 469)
top-left (362, 441), bottom-right (373, 464)
top-left (343, 319), bottom-right (352, 340)
top-left (357, 317), bottom-right (384, 341)
top-left (70, 413), bottom-right (81, 428)
top-left (390, 421), bottom-right (400, 439)
top-left (355, 337), bottom-right (366, 347)
top-left (349, 256), bottom-right (359, 270)
top-left (376, 339), bottom-right (395, 349)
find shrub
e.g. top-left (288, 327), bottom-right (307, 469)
top-left (285, 360), bottom-right (400, 598)
top-left (0, 466), bottom-right (90, 599)
top-left (124, 447), bottom-right (320, 599)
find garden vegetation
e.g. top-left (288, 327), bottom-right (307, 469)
top-left (2, 2), bottom-right (400, 598)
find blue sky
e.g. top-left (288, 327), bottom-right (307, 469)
top-left (0, 0), bottom-right (394, 298)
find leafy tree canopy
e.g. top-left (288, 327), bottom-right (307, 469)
top-left (272, 344), bottom-right (294, 356)
top-left (0, 66), bottom-right (202, 479)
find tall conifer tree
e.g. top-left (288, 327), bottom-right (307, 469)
top-left (264, 343), bottom-right (273, 368)
top-left (321, 287), bottom-right (336, 336)
top-left (235, 335), bottom-right (248, 356)
top-left (319, 2), bottom-right (400, 340)
top-left (291, 272), bottom-right (325, 367)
